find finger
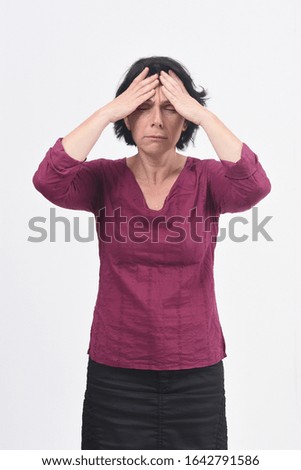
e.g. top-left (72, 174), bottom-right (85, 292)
top-left (168, 70), bottom-right (182, 84)
top-left (129, 79), bottom-right (159, 107)
top-left (160, 70), bottom-right (176, 81)
top-left (161, 70), bottom-right (185, 91)
top-left (136, 87), bottom-right (157, 106)
top-left (139, 66), bottom-right (149, 76)
top-left (132, 67), bottom-right (149, 83)
top-left (160, 85), bottom-right (173, 101)
top-left (131, 70), bottom-right (158, 90)
top-left (159, 72), bottom-right (177, 93)
top-left (135, 67), bottom-right (158, 83)
top-left (138, 78), bottom-right (159, 96)
top-left (167, 69), bottom-right (180, 79)
top-left (140, 73), bottom-right (159, 87)
top-left (160, 86), bottom-right (176, 107)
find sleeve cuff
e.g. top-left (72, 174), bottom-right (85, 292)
top-left (220, 142), bottom-right (259, 179)
top-left (48, 137), bottom-right (88, 172)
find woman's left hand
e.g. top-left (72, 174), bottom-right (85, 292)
top-left (159, 70), bottom-right (206, 126)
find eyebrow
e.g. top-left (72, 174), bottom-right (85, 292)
top-left (143, 100), bottom-right (174, 106)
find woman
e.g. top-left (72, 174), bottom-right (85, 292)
top-left (32, 56), bottom-right (271, 450)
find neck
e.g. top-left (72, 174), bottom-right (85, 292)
top-left (130, 148), bottom-right (186, 185)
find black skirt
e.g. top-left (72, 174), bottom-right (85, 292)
top-left (81, 358), bottom-right (227, 450)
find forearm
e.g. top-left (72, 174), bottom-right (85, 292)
top-left (197, 108), bottom-right (243, 163)
top-left (61, 106), bottom-right (112, 162)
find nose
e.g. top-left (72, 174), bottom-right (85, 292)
top-left (150, 87), bottom-right (164, 128)
top-left (150, 104), bottom-right (163, 128)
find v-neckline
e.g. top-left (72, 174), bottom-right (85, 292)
top-left (122, 156), bottom-right (191, 213)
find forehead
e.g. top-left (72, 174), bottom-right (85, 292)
top-left (145, 86), bottom-right (171, 104)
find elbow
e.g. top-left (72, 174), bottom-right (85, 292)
top-left (226, 178), bottom-right (272, 214)
top-left (247, 177), bottom-right (272, 209)
top-left (258, 176), bottom-right (272, 200)
top-left (32, 170), bottom-right (53, 201)
top-left (32, 170), bottom-right (48, 197)
top-left (221, 174), bottom-right (272, 214)
top-left (32, 171), bottom-right (42, 192)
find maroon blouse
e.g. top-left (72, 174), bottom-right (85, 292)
top-left (32, 137), bottom-right (271, 370)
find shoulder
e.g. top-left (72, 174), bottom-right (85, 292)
top-left (84, 156), bottom-right (126, 180)
top-left (81, 156), bottom-right (124, 170)
top-left (187, 155), bottom-right (219, 173)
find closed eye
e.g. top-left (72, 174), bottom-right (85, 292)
top-left (136, 105), bottom-right (176, 112)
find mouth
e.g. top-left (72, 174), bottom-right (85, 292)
top-left (145, 135), bottom-right (167, 140)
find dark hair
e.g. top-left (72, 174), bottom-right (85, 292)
top-left (113, 56), bottom-right (209, 150)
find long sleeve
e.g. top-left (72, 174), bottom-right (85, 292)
top-left (32, 137), bottom-right (104, 213)
top-left (206, 142), bottom-right (272, 214)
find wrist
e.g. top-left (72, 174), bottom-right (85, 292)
top-left (195, 107), bottom-right (216, 128)
top-left (96, 105), bottom-right (115, 126)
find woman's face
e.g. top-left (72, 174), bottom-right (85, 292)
top-left (124, 85), bottom-right (187, 154)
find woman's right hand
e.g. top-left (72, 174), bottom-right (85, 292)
top-left (103, 67), bottom-right (160, 123)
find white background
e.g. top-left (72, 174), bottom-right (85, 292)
top-left (0, 0), bottom-right (300, 450)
